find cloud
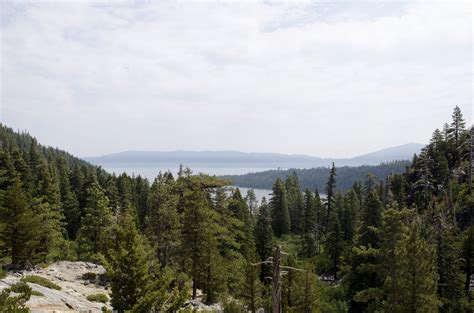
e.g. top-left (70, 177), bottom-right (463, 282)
top-left (0, 0), bottom-right (471, 157)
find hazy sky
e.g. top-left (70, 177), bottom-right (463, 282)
top-left (1, 0), bottom-right (472, 158)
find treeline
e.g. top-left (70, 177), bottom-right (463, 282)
top-left (0, 106), bottom-right (473, 312)
top-left (219, 160), bottom-right (411, 191)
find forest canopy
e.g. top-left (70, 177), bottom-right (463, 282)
top-left (0, 106), bottom-right (473, 312)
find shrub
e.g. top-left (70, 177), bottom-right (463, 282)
top-left (82, 272), bottom-right (97, 281)
top-left (87, 293), bottom-right (109, 303)
top-left (9, 282), bottom-right (31, 295)
top-left (21, 275), bottom-right (61, 290)
top-left (0, 283), bottom-right (31, 312)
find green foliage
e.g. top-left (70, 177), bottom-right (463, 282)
top-left (223, 298), bottom-right (247, 312)
top-left (386, 219), bottom-right (439, 312)
top-left (0, 282), bottom-right (31, 313)
top-left (146, 172), bottom-right (180, 267)
top-left (0, 106), bottom-right (472, 312)
top-left (324, 213), bottom-right (344, 279)
top-left (105, 209), bottom-right (150, 312)
top-left (270, 178), bottom-right (290, 237)
top-left (76, 183), bottom-right (113, 261)
top-left (82, 272), bottom-right (97, 281)
top-left (21, 275), bottom-right (61, 290)
top-left (220, 161), bottom-right (411, 192)
top-left (254, 199), bottom-right (274, 282)
top-left (435, 221), bottom-right (468, 312)
top-left (86, 293), bottom-right (109, 303)
top-left (324, 163), bottom-right (337, 231)
top-left (0, 177), bottom-right (39, 265)
top-left (131, 268), bottom-right (189, 313)
top-left (179, 173), bottom-right (228, 303)
top-left (319, 283), bottom-right (347, 313)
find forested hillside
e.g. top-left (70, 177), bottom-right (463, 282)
top-left (0, 106), bottom-right (473, 312)
top-left (220, 161), bottom-right (410, 191)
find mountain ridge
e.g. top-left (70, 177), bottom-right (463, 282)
top-left (85, 143), bottom-right (425, 168)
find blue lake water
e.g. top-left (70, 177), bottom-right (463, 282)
top-left (100, 165), bottom-right (274, 203)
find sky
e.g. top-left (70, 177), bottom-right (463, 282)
top-left (0, 0), bottom-right (472, 158)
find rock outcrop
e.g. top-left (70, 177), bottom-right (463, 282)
top-left (0, 261), bottom-right (112, 313)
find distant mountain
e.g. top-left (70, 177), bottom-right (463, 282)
top-left (84, 143), bottom-right (424, 169)
top-left (347, 143), bottom-right (424, 165)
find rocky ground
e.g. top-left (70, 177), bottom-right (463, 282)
top-left (0, 261), bottom-right (112, 313)
top-left (0, 260), bottom-right (232, 312)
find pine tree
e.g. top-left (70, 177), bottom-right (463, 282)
top-left (390, 219), bottom-right (439, 312)
top-left (379, 206), bottom-right (412, 311)
top-left (76, 182), bottom-right (113, 261)
top-left (0, 177), bottom-right (38, 265)
top-left (462, 225), bottom-right (474, 302)
top-left (228, 188), bottom-right (250, 225)
top-left (106, 209), bottom-right (150, 312)
top-left (31, 161), bottom-right (66, 263)
top-left (245, 189), bottom-right (258, 213)
top-left (302, 189), bottom-right (317, 258)
top-left (254, 198), bottom-right (273, 282)
top-left (340, 190), bottom-right (357, 244)
top-left (147, 174), bottom-right (181, 267)
top-left (242, 245), bottom-right (262, 313)
top-left (313, 189), bottom-right (324, 254)
top-left (449, 105), bottom-right (465, 145)
top-left (132, 267), bottom-right (189, 313)
top-left (270, 178), bottom-right (290, 237)
top-left (360, 190), bottom-right (383, 248)
top-left (57, 157), bottom-right (80, 240)
top-left (412, 149), bottom-right (435, 211)
top-left (286, 172), bottom-right (304, 234)
top-left (325, 213), bottom-right (344, 279)
top-left (179, 175), bottom-right (226, 302)
top-left (324, 163), bottom-right (337, 232)
top-left (134, 175), bottom-right (150, 230)
top-left (346, 190), bottom-right (384, 312)
top-left (435, 220), bottom-right (468, 312)
top-left (286, 266), bottom-right (321, 313)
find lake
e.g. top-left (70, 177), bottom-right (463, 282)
top-left (100, 165), bottom-right (274, 203)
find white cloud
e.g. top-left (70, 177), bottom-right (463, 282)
top-left (0, 0), bottom-right (471, 157)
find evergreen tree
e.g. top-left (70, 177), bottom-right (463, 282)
top-left (389, 219), bottom-right (439, 312)
top-left (179, 175), bottom-right (226, 302)
top-left (132, 267), bottom-right (189, 313)
top-left (106, 209), bottom-right (150, 312)
top-left (286, 267), bottom-right (321, 313)
top-left (270, 178), bottom-right (290, 237)
top-left (286, 172), bottom-right (304, 234)
top-left (360, 190), bottom-right (383, 248)
top-left (0, 177), bottom-right (38, 265)
top-left (435, 220), bottom-right (468, 312)
top-left (76, 182), bottom-right (113, 260)
top-left (242, 245), bottom-right (262, 313)
top-left (449, 105), bottom-right (466, 145)
top-left (325, 213), bottom-right (344, 279)
top-left (340, 191), bottom-right (358, 244)
top-left (302, 189), bottom-right (317, 258)
top-left (245, 189), bottom-right (258, 213)
top-left (346, 190), bottom-right (384, 312)
top-left (147, 174), bottom-right (181, 267)
top-left (324, 163), bottom-right (337, 231)
top-left (134, 175), bottom-right (150, 230)
top-left (57, 158), bottom-right (80, 240)
top-left (461, 225), bottom-right (474, 302)
top-left (379, 206), bottom-right (412, 311)
top-left (254, 198), bottom-right (273, 282)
